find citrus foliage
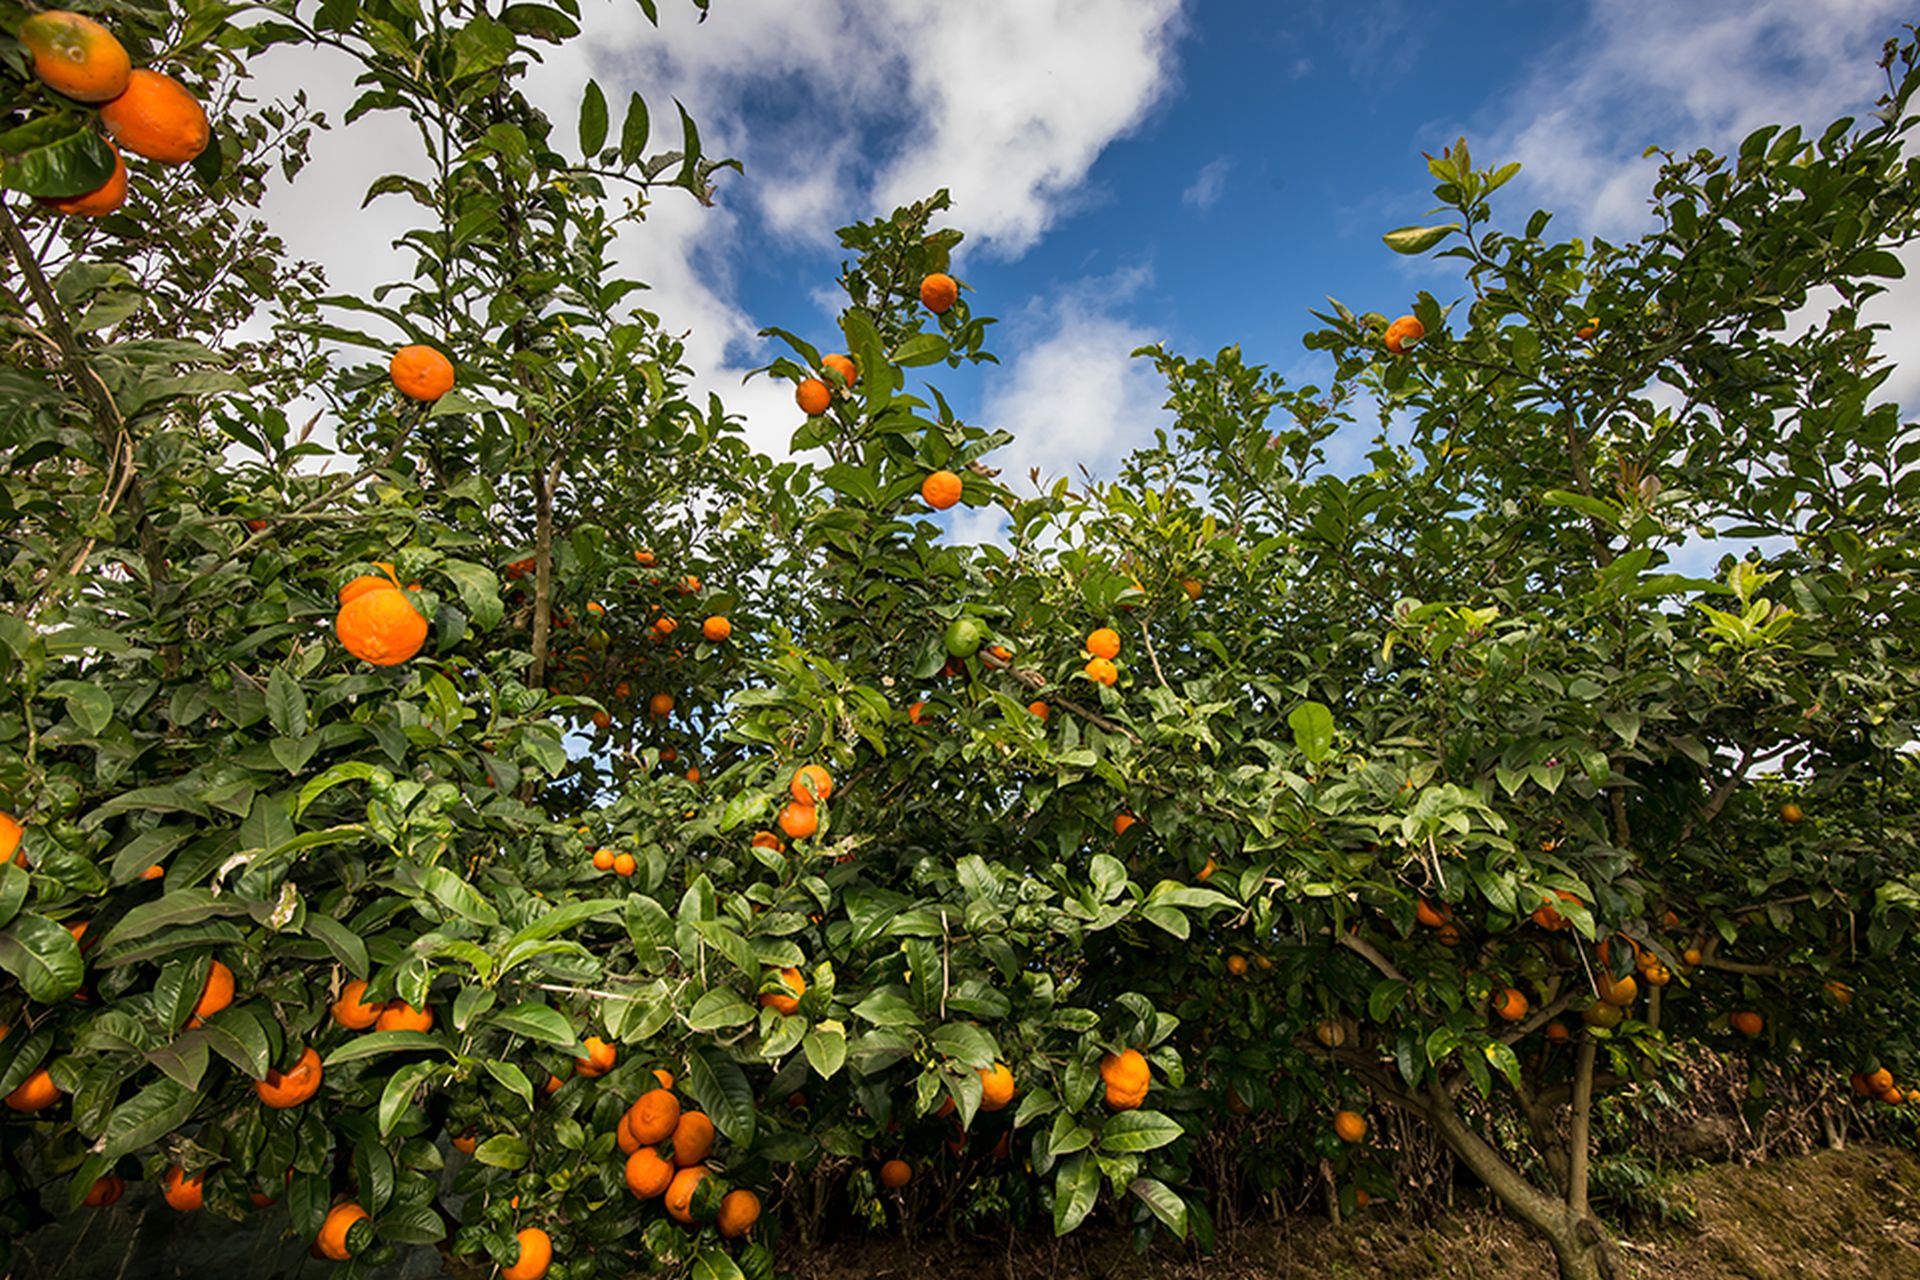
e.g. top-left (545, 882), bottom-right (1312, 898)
top-left (4, 7), bottom-right (1920, 1280)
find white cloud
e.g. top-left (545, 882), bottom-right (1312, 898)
top-left (1181, 157), bottom-right (1231, 210)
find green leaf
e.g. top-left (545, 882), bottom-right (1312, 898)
top-left (891, 333), bottom-right (949, 367)
top-left (692, 1249), bottom-right (746, 1280)
top-left (322, 1031), bottom-right (448, 1067)
top-left (1099, 1109), bottom-right (1183, 1153)
top-left (44, 680), bottom-right (113, 735)
top-left (304, 915), bottom-right (369, 978)
top-left (802, 1026), bottom-right (846, 1079)
top-left (688, 987), bottom-right (757, 1031)
top-left (99, 1077), bottom-right (200, 1160)
top-left (619, 92), bottom-right (650, 165)
top-left (379, 1061), bottom-right (440, 1136)
top-left (485, 1003), bottom-right (578, 1049)
top-left (1287, 701), bottom-right (1334, 763)
top-left (1129, 1176), bottom-right (1187, 1238)
top-left (266, 667), bottom-right (309, 737)
top-left (95, 890), bottom-right (248, 951)
top-left (0, 862), bottom-right (30, 930)
top-left (1542, 488), bottom-right (1625, 530)
top-left (1052, 1152), bottom-right (1099, 1235)
top-left (201, 1006), bottom-right (271, 1080)
top-left (0, 913), bottom-right (84, 1002)
top-left (579, 79), bottom-right (609, 155)
top-left (1382, 223), bottom-right (1461, 254)
top-left (0, 113), bottom-right (118, 198)
top-left (684, 1046), bottom-right (756, 1146)
top-left (473, 1134), bottom-right (530, 1169)
top-left (482, 1059), bottom-right (534, 1109)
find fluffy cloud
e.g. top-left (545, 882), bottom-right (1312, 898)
top-left (1181, 158), bottom-right (1231, 210)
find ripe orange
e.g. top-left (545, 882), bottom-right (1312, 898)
top-left (100, 69), bottom-right (209, 164)
top-left (592, 848), bottom-right (615, 872)
top-left (331, 979), bottom-right (381, 1030)
top-left (1731, 1010), bottom-right (1764, 1037)
top-left (1027, 700), bottom-right (1049, 720)
top-left (677, 574), bottom-right (701, 596)
top-left (750, 831), bottom-right (782, 852)
top-left (1826, 980), bottom-right (1854, 1006)
top-left (821, 353), bottom-right (857, 389)
top-left (1383, 314), bottom-right (1425, 355)
top-left (761, 966), bottom-right (806, 1015)
top-left (1415, 899), bottom-right (1449, 928)
top-left (162, 1166), bottom-right (205, 1210)
top-left (375, 1001), bottom-right (434, 1033)
top-left (453, 1133), bottom-right (478, 1154)
top-left (1779, 801), bottom-right (1804, 823)
top-left (648, 692), bottom-right (674, 719)
top-left (1333, 1110), bottom-right (1367, 1143)
top-left (0, 812), bottom-right (21, 866)
top-left (625, 1146), bottom-right (674, 1198)
top-left (316, 1202), bottom-right (369, 1261)
top-left (908, 700), bottom-right (927, 724)
top-left (1596, 972), bottom-right (1637, 1007)
top-left (670, 1110), bottom-right (715, 1166)
top-left (921, 469), bottom-right (963, 510)
top-left (652, 615), bottom-right (678, 637)
top-left (777, 800), bottom-right (818, 840)
top-left (19, 12), bottom-right (131, 103)
top-left (189, 959), bottom-right (234, 1025)
top-left (1181, 578), bottom-right (1203, 600)
top-left (590, 709), bottom-right (611, 730)
top-left (1100, 1048), bottom-right (1150, 1110)
top-left (1531, 889), bottom-right (1580, 931)
top-left (633, 549), bottom-right (656, 566)
top-left (142, 863), bottom-right (164, 880)
top-left (1083, 657), bottom-right (1118, 686)
top-left (1315, 1020), bottom-right (1347, 1048)
top-left (1545, 1022), bottom-right (1570, 1043)
top-left (1577, 317), bottom-right (1599, 341)
top-left (978, 1062), bottom-right (1016, 1111)
top-left (82, 1175), bottom-right (125, 1206)
top-left (664, 1166), bottom-right (708, 1224)
top-left (1085, 628), bottom-right (1121, 660)
top-left (796, 378), bottom-right (831, 415)
top-left (629, 1088), bottom-right (682, 1143)
top-left (387, 344), bottom-right (455, 400)
top-left (702, 616), bottom-right (731, 642)
top-left (654, 1068), bottom-right (675, 1089)
top-left (40, 142), bottom-right (127, 217)
top-left (1197, 856), bottom-right (1216, 880)
top-left (256, 1046), bottom-right (323, 1108)
top-left (879, 1158), bottom-right (912, 1189)
top-left (717, 1188), bottom-right (761, 1238)
top-left (339, 564), bottom-right (400, 604)
top-left (1437, 922), bottom-right (1462, 947)
top-left (1681, 946), bottom-right (1703, 966)
top-left (790, 764), bottom-right (834, 803)
top-left (612, 853), bottom-right (637, 878)
top-left (920, 272), bottom-right (959, 314)
top-left (1225, 954), bottom-right (1248, 976)
top-left (1494, 987), bottom-right (1529, 1022)
top-left (502, 1227), bottom-right (552, 1280)
top-left (336, 584), bottom-right (428, 665)
top-left (575, 1036), bottom-right (617, 1078)
top-left (4, 1067), bottom-right (61, 1112)
top-left (684, 766), bottom-right (702, 784)
top-left (1112, 813), bottom-right (1136, 837)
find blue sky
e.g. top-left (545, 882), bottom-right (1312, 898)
top-left (260, 0), bottom-right (1918, 513)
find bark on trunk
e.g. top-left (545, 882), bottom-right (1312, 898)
top-left (529, 466), bottom-right (554, 691)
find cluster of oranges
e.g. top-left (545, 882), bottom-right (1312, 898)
top-left (775, 763), bottom-right (833, 843)
top-left (1083, 627), bottom-right (1121, 687)
top-left (335, 562), bottom-right (429, 667)
top-left (1850, 1066), bottom-right (1920, 1107)
top-left (20, 12), bottom-right (210, 218)
top-left (329, 979), bottom-right (435, 1034)
top-left (615, 1082), bottom-right (760, 1238)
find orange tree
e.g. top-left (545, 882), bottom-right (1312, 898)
top-left (6, 6), bottom-right (1920, 1280)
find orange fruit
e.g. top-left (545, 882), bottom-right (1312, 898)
top-left (1099, 1048), bottom-right (1150, 1110)
top-left (39, 142), bottom-right (127, 217)
top-left (660, 747), bottom-right (679, 763)
top-left (879, 1158), bottom-right (911, 1189)
top-left (1315, 1020), bottom-right (1347, 1048)
top-left (796, 378), bottom-right (831, 415)
top-left (331, 980), bottom-right (382, 1030)
top-left (615, 1111), bottom-right (641, 1155)
top-left (1436, 922), bottom-right (1462, 947)
top-left (316, 1202), bottom-right (369, 1261)
top-left (502, 1227), bottom-right (552, 1280)
top-left (1545, 1022), bottom-right (1570, 1043)
top-left (375, 1001), bottom-right (434, 1033)
top-left (717, 1188), bottom-right (761, 1238)
top-left (633, 548), bottom-right (656, 566)
top-left (256, 1046), bottom-right (323, 1108)
top-left (1333, 1110), bottom-right (1367, 1143)
top-left (162, 1166), bottom-right (204, 1211)
top-left (625, 1146), bottom-right (674, 1198)
top-left (677, 574), bottom-right (701, 596)
top-left (1083, 657), bottom-right (1118, 686)
top-left (652, 615), bottom-right (678, 637)
top-left (1197, 856), bottom-right (1216, 880)
top-left (1779, 801), bottom-right (1804, 823)
top-left (750, 831), bottom-right (782, 852)
top-left (189, 959), bottom-right (234, 1025)
top-left (100, 69), bottom-right (209, 164)
top-left (908, 700), bottom-right (928, 724)
top-left (82, 1174), bottom-right (124, 1207)
top-left (19, 12), bottom-right (131, 103)
top-left (653, 1068), bottom-right (675, 1089)
top-left (760, 966), bottom-right (806, 1015)
top-left (978, 1062), bottom-right (1016, 1111)
top-left (1085, 628), bottom-right (1121, 660)
top-left (821, 353), bottom-right (857, 389)
top-left (1826, 980), bottom-right (1854, 1006)
top-left (4, 1067), bottom-right (61, 1112)
top-left (1582, 1002), bottom-right (1623, 1029)
top-left (339, 563), bottom-right (400, 604)
top-left (921, 469), bottom-right (963, 510)
top-left (1494, 987), bottom-right (1529, 1022)
top-left (664, 1165), bottom-right (708, 1224)
top-left (612, 853), bottom-right (637, 878)
top-left (648, 692), bottom-right (674, 719)
top-left (592, 848), bottom-right (615, 872)
top-left (142, 863), bottom-right (164, 880)
top-left (670, 1110), bottom-right (715, 1166)
top-left (1596, 972), bottom-right (1637, 1008)
top-left (575, 1035), bottom-right (616, 1078)
top-left (919, 272), bottom-right (958, 314)
top-left (1383, 315), bottom-right (1425, 355)
top-left (1027, 700), bottom-right (1049, 720)
top-left (452, 1133), bottom-right (478, 1154)
top-left (777, 800), bottom-right (818, 840)
top-left (684, 766), bottom-right (701, 784)
top-left (1681, 946), bottom-right (1703, 967)
top-left (1415, 899), bottom-right (1449, 928)
top-left (1530, 889), bottom-right (1580, 931)
top-left (590, 710), bottom-right (611, 730)
top-left (388, 344), bottom-right (455, 401)
top-left (1225, 954), bottom-right (1248, 976)
top-left (629, 1087), bottom-right (682, 1143)
top-left (0, 812), bottom-right (21, 865)
top-left (1112, 813), bottom-right (1137, 837)
top-left (790, 764), bottom-right (835, 803)
top-left (1730, 1010), bottom-right (1764, 1037)
top-left (702, 616), bottom-right (731, 642)
top-left (336, 585), bottom-right (428, 665)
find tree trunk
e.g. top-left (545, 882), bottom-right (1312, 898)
top-left (529, 465), bottom-right (554, 691)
